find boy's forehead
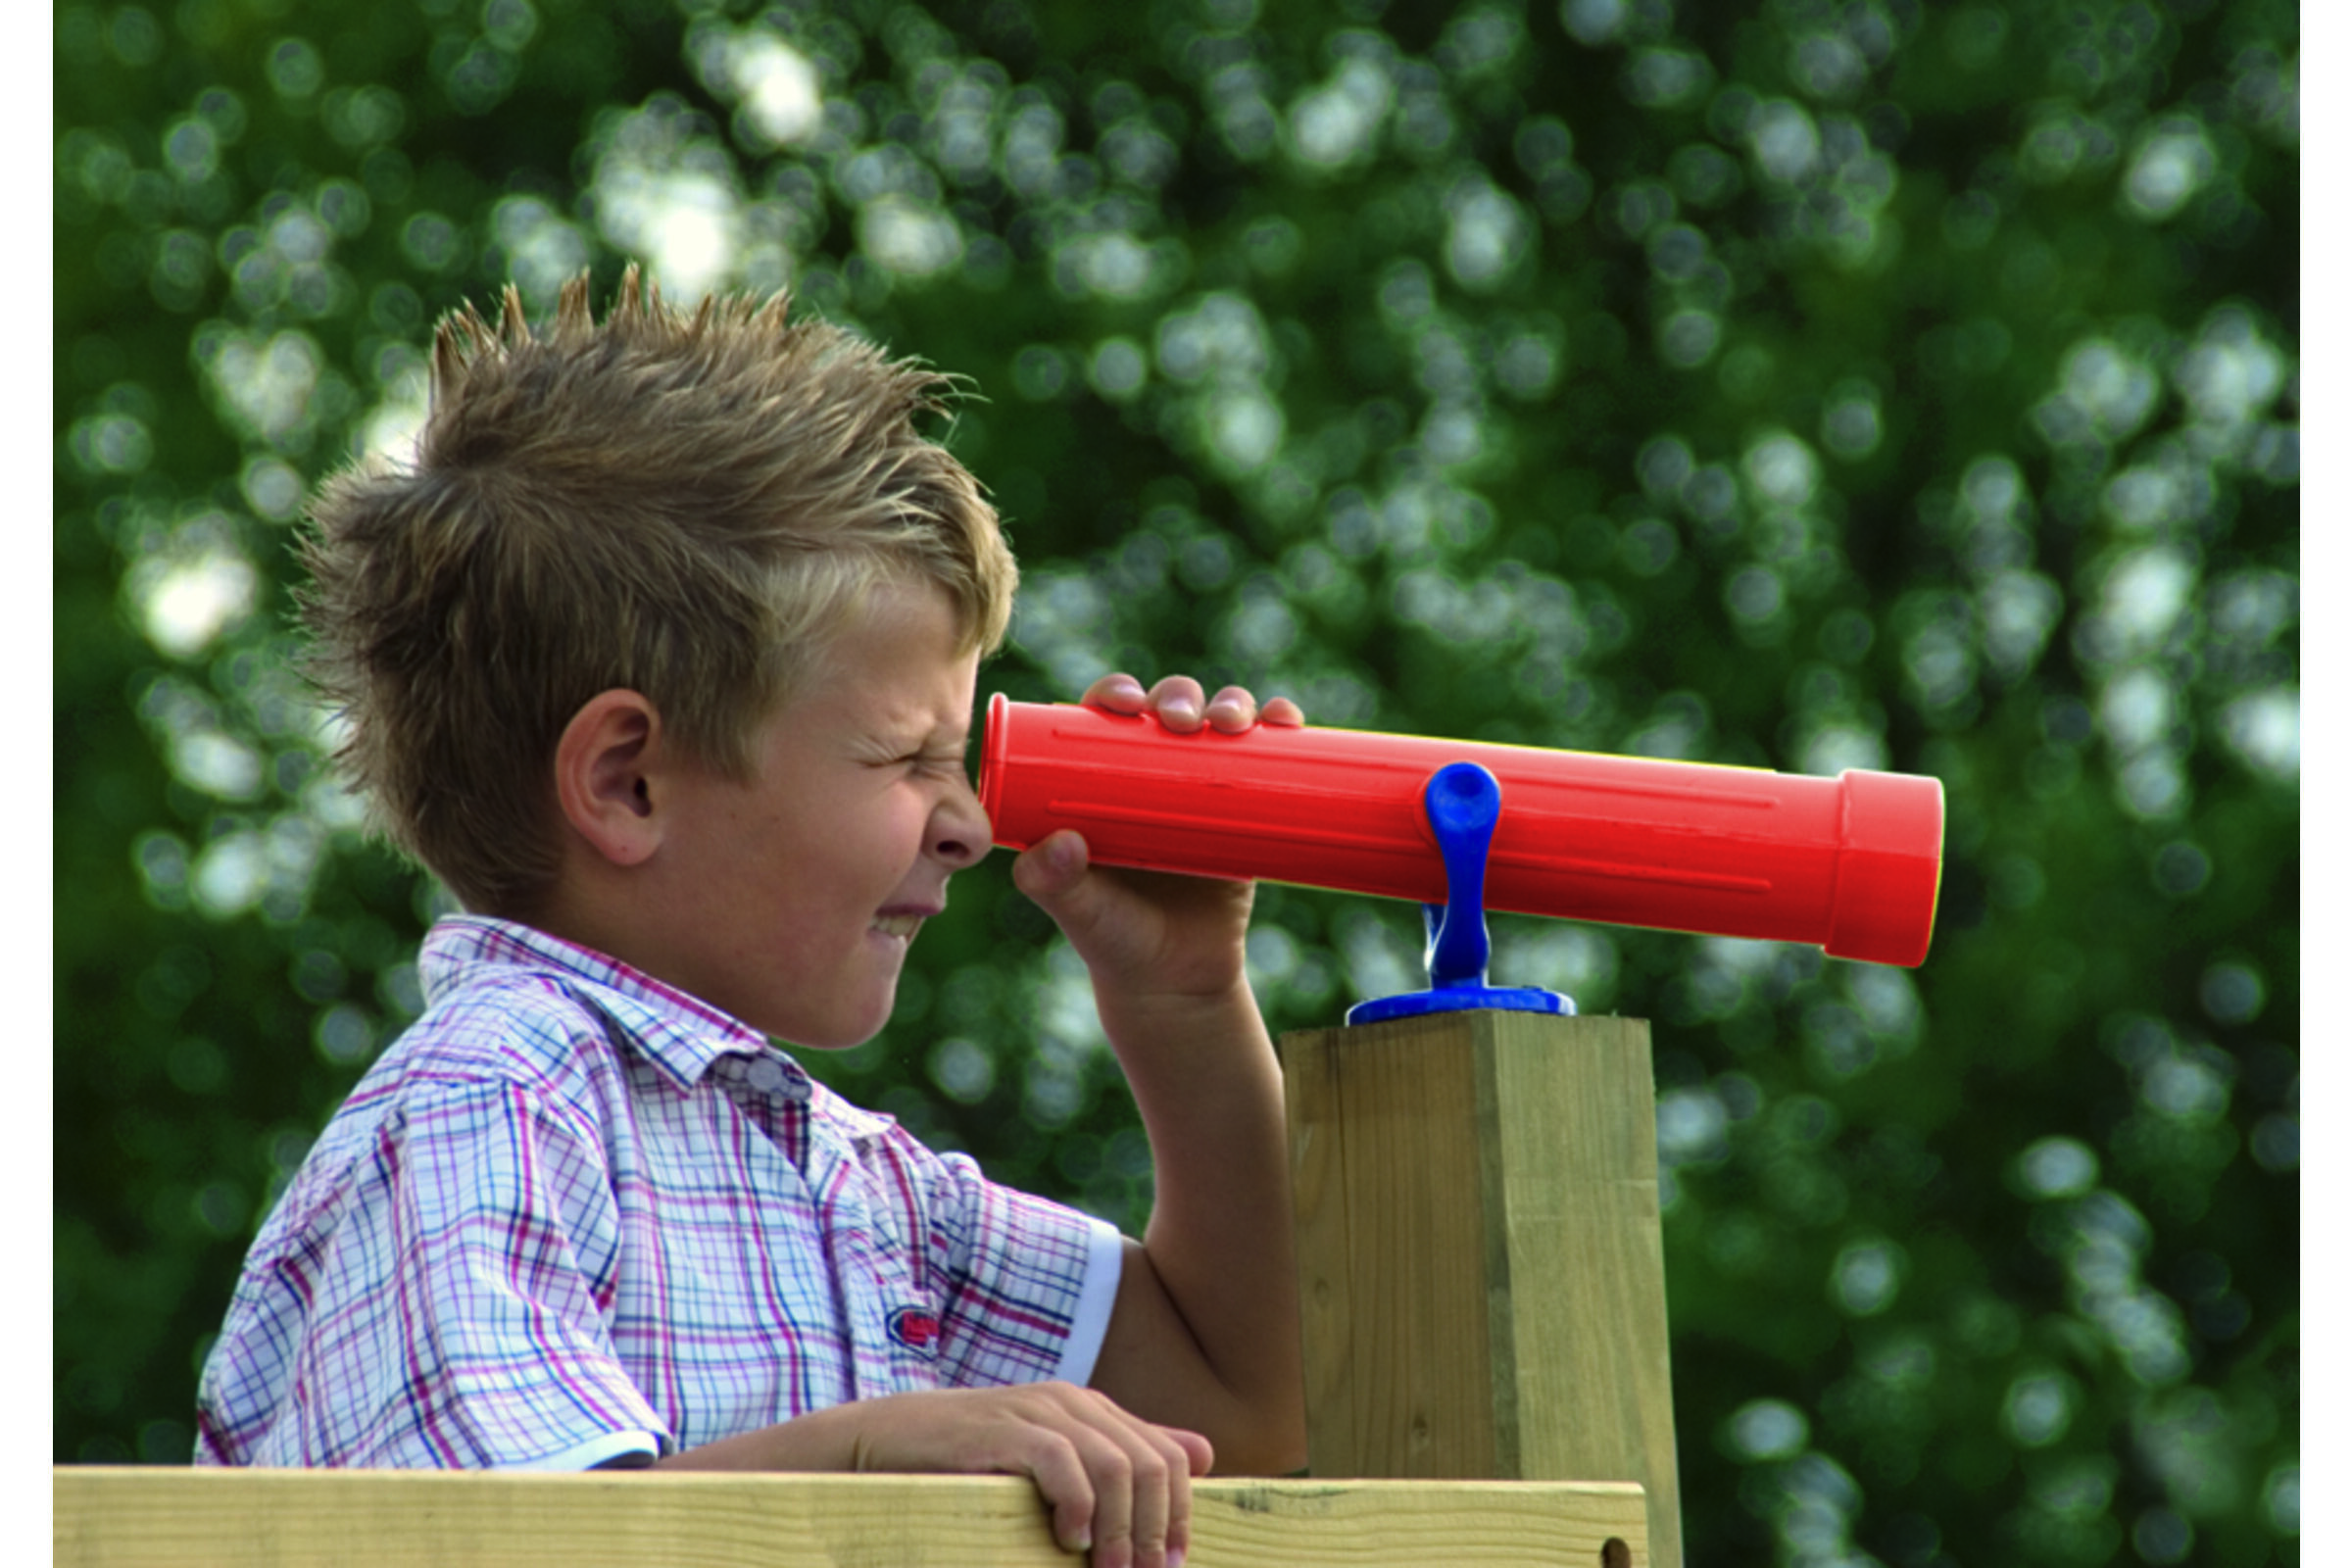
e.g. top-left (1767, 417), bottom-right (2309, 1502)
top-left (859, 674), bottom-right (976, 734)
top-left (799, 583), bottom-right (979, 729)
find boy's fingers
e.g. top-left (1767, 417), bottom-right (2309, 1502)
top-left (1201, 683), bottom-right (1303, 733)
top-left (1019, 1398), bottom-right (1135, 1568)
top-left (1093, 1394), bottom-right (1202, 1568)
top-left (848, 1387), bottom-right (1199, 1567)
top-left (1006, 1384), bottom-right (1193, 1568)
top-left (1011, 831), bottom-right (1089, 902)
top-left (1020, 1429), bottom-right (1099, 1556)
top-left (1144, 1424), bottom-right (1199, 1568)
top-left (1082, 673), bottom-right (1150, 713)
top-left (1112, 1429), bottom-right (1181, 1568)
top-left (1074, 1412), bottom-right (1192, 1568)
top-left (1144, 675), bottom-right (1207, 731)
top-left (1009, 836), bottom-right (1143, 974)
top-left (1082, 1438), bottom-right (1139, 1568)
top-left (1012, 836), bottom-right (1141, 965)
top-left (1204, 685), bottom-right (1257, 732)
top-left (1089, 672), bottom-right (1299, 735)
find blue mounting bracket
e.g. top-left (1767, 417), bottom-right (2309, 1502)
top-left (1345, 761), bottom-right (1576, 1027)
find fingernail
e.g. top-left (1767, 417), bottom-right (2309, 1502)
top-left (1170, 1550), bottom-right (1186, 1568)
top-left (1165, 698), bottom-right (1199, 723)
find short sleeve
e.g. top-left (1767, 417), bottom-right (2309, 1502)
top-left (919, 1148), bottom-right (1124, 1391)
top-left (205, 1068), bottom-right (672, 1468)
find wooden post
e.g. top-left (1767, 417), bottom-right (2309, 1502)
top-left (1282, 1008), bottom-right (1683, 1568)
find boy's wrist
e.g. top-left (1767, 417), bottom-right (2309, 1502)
top-left (1093, 976), bottom-right (1263, 1053)
top-left (654, 1399), bottom-right (860, 1472)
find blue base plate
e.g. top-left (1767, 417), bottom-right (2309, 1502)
top-left (1345, 986), bottom-right (1575, 1027)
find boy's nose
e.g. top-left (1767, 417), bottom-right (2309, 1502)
top-left (927, 778), bottom-right (993, 867)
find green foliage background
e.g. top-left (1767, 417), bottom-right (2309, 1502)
top-left (56, 0), bottom-right (2298, 1562)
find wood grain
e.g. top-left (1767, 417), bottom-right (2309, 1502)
top-left (52, 1468), bottom-right (1648, 1568)
top-left (1281, 1010), bottom-right (1682, 1568)
top-left (1285, 1012), bottom-right (1498, 1478)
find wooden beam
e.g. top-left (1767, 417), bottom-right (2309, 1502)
top-left (52, 1467), bottom-right (1647, 1568)
top-left (1283, 1009), bottom-right (1683, 1568)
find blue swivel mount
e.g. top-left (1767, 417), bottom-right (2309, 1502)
top-left (1345, 762), bottom-right (1576, 1026)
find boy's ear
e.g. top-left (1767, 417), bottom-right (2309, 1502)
top-left (554, 689), bottom-right (666, 868)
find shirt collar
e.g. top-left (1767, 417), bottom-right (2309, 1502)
top-left (418, 914), bottom-right (804, 1096)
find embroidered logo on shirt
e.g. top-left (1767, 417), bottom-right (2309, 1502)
top-left (888, 1307), bottom-right (940, 1351)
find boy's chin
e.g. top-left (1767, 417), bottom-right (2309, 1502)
top-left (770, 991), bottom-right (898, 1052)
top-left (788, 1033), bottom-right (882, 1053)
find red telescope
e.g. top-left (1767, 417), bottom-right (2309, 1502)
top-left (977, 696), bottom-right (1943, 967)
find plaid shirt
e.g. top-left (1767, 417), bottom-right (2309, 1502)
top-left (195, 916), bottom-right (1120, 1470)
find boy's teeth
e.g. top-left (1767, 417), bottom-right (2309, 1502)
top-left (872, 914), bottom-right (922, 938)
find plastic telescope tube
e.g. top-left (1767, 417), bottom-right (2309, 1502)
top-left (977, 696), bottom-right (1945, 967)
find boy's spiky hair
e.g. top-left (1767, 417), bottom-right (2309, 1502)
top-left (299, 267), bottom-right (1017, 915)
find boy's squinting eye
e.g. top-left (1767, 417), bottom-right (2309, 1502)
top-left (861, 730), bottom-right (970, 777)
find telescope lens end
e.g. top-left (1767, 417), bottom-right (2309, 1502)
top-left (1827, 768), bottom-right (1945, 967)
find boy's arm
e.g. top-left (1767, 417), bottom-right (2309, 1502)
top-left (1011, 674), bottom-right (1310, 1477)
top-left (1085, 984), bottom-right (1305, 1476)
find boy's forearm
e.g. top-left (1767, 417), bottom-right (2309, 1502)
top-left (653, 1400), bottom-right (861, 1471)
top-left (1096, 982), bottom-right (1307, 1473)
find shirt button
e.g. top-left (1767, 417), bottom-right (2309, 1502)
top-left (745, 1055), bottom-right (790, 1097)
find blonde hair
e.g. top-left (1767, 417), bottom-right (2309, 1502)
top-left (299, 267), bottom-right (1017, 915)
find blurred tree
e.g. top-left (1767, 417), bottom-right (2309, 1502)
top-left (57, 0), bottom-right (2297, 1563)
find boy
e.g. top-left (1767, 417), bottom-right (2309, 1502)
top-left (195, 270), bottom-right (1307, 1568)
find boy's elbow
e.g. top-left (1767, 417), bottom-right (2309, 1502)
top-left (1220, 1434), bottom-right (1308, 1478)
top-left (1268, 1396), bottom-right (1309, 1475)
top-left (1266, 1424), bottom-right (1310, 1477)
top-left (1214, 1396), bottom-right (1308, 1477)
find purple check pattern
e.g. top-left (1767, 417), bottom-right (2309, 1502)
top-left (195, 916), bottom-right (1118, 1469)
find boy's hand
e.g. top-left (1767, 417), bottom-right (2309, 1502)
top-left (847, 1383), bottom-right (1212, 1568)
top-left (662, 1382), bottom-right (1210, 1568)
top-left (1009, 674), bottom-right (1302, 1010)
